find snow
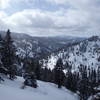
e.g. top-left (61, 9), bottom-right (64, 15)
top-left (43, 38), bottom-right (100, 71)
top-left (0, 77), bottom-right (79, 100)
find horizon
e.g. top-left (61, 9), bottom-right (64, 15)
top-left (0, 29), bottom-right (91, 38)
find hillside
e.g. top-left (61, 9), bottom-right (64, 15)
top-left (0, 31), bottom-right (85, 59)
top-left (0, 77), bottom-right (79, 100)
top-left (0, 31), bottom-right (99, 100)
top-left (43, 36), bottom-right (100, 71)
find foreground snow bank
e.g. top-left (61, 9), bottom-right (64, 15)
top-left (0, 77), bottom-right (79, 100)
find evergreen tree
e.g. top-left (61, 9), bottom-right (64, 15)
top-left (22, 58), bottom-right (38, 88)
top-left (34, 59), bottom-right (41, 80)
top-left (54, 58), bottom-right (64, 88)
top-left (0, 35), bottom-right (4, 77)
top-left (65, 70), bottom-right (79, 92)
top-left (41, 67), bottom-right (48, 82)
top-left (78, 65), bottom-right (90, 100)
top-left (97, 66), bottom-right (100, 85)
top-left (47, 68), bottom-right (53, 82)
top-left (0, 35), bottom-right (4, 73)
top-left (1, 29), bottom-right (17, 80)
top-left (64, 62), bottom-right (77, 92)
top-left (91, 68), bottom-right (97, 93)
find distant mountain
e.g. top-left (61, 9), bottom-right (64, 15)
top-left (0, 31), bottom-right (86, 59)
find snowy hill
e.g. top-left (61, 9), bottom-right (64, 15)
top-left (0, 77), bottom-right (78, 100)
top-left (14, 34), bottom-right (85, 59)
top-left (43, 36), bottom-right (100, 71)
top-left (0, 31), bottom-right (85, 59)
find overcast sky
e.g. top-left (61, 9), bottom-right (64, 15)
top-left (0, 0), bottom-right (100, 37)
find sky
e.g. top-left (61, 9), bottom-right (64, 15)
top-left (0, 0), bottom-right (100, 37)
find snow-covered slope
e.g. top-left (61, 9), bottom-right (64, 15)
top-left (0, 77), bottom-right (79, 100)
top-left (43, 36), bottom-right (100, 71)
top-left (0, 31), bottom-right (85, 59)
top-left (14, 35), bottom-right (85, 59)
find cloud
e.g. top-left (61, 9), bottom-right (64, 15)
top-left (0, 0), bottom-right (100, 37)
top-left (2, 8), bottom-right (89, 36)
top-left (47, 0), bottom-right (67, 5)
top-left (0, 0), bottom-right (11, 9)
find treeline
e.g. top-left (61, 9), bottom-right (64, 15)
top-left (42, 58), bottom-right (100, 100)
top-left (0, 30), bottom-right (100, 100)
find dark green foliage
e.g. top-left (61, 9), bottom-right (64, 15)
top-left (54, 58), bottom-right (65, 88)
top-left (23, 58), bottom-right (41, 80)
top-left (65, 71), bottom-right (79, 92)
top-left (33, 59), bottom-right (41, 80)
top-left (97, 67), bottom-right (100, 85)
top-left (1, 29), bottom-right (17, 80)
top-left (41, 67), bottom-right (53, 82)
top-left (78, 66), bottom-right (90, 100)
top-left (22, 58), bottom-right (41, 88)
top-left (63, 63), bottom-right (100, 100)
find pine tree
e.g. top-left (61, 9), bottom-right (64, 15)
top-left (97, 66), bottom-right (100, 85)
top-left (65, 70), bottom-right (79, 92)
top-left (54, 58), bottom-right (64, 88)
top-left (78, 65), bottom-right (90, 100)
top-left (0, 35), bottom-right (4, 77)
top-left (0, 35), bottom-right (4, 73)
top-left (34, 59), bottom-right (41, 80)
top-left (22, 58), bottom-right (38, 88)
top-left (1, 29), bottom-right (17, 80)
top-left (41, 67), bottom-right (48, 82)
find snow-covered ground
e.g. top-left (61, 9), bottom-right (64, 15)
top-left (0, 77), bottom-right (79, 100)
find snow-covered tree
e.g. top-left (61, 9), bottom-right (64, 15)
top-left (23, 72), bottom-right (37, 88)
